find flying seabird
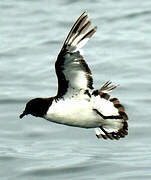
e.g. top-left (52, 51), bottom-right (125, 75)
top-left (20, 12), bottom-right (128, 140)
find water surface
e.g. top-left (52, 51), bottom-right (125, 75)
top-left (0, 0), bottom-right (151, 179)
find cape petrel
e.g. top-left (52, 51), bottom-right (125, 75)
top-left (20, 12), bottom-right (128, 140)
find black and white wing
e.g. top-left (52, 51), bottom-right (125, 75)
top-left (55, 12), bottom-right (97, 98)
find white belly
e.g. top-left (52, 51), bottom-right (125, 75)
top-left (44, 98), bottom-right (103, 128)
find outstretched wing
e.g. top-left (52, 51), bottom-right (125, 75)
top-left (92, 82), bottom-right (128, 140)
top-left (55, 12), bottom-right (97, 98)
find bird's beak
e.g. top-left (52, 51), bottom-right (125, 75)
top-left (19, 111), bottom-right (26, 119)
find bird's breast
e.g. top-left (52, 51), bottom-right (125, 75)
top-left (44, 98), bottom-right (102, 128)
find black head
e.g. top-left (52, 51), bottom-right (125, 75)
top-left (19, 98), bottom-right (53, 119)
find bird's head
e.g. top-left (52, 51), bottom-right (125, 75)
top-left (19, 98), bottom-right (53, 119)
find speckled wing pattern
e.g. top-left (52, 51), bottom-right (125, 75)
top-left (93, 82), bottom-right (128, 140)
top-left (55, 12), bottom-right (97, 98)
top-left (55, 13), bottom-right (128, 140)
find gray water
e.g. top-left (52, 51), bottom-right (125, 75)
top-left (0, 0), bottom-right (151, 179)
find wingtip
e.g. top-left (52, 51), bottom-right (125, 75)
top-left (80, 11), bottom-right (88, 19)
top-left (82, 11), bottom-right (87, 15)
top-left (100, 81), bottom-right (119, 92)
top-left (95, 124), bottom-right (128, 140)
top-left (62, 12), bottom-right (97, 50)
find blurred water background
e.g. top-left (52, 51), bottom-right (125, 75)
top-left (0, 0), bottom-right (151, 179)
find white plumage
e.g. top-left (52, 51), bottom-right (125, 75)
top-left (20, 12), bottom-right (128, 140)
top-left (48, 12), bottom-right (128, 140)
